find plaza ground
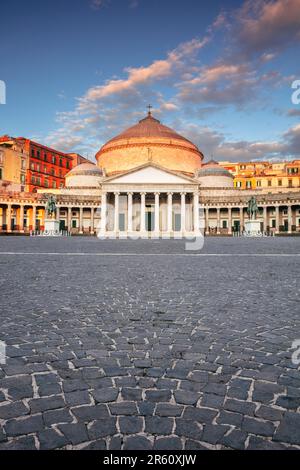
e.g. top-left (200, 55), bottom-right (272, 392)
top-left (0, 237), bottom-right (299, 450)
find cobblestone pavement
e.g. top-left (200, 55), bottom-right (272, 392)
top-left (0, 237), bottom-right (299, 450)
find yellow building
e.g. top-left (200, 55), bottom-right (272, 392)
top-left (0, 135), bottom-right (28, 191)
top-left (219, 160), bottom-right (300, 190)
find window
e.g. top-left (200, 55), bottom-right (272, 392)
top-left (44, 166), bottom-right (47, 172)
top-left (51, 168), bottom-right (55, 176)
top-left (236, 181), bottom-right (242, 188)
top-left (268, 180), bottom-right (272, 187)
top-left (278, 179), bottom-right (282, 186)
top-left (288, 179), bottom-right (293, 187)
top-left (52, 180), bottom-right (56, 188)
top-left (21, 159), bottom-right (26, 169)
top-left (59, 158), bottom-right (63, 167)
top-left (36, 177), bottom-right (41, 185)
top-left (37, 150), bottom-right (40, 158)
top-left (0, 168), bottom-right (2, 180)
top-left (31, 176), bottom-right (35, 183)
top-left (45, 179), bottom-right (49, 187)
top-left (20, 174), bottom-right (25, 184)
top-left (37, 164), bottom-right (40, 172)
top-left (222, 220), bottom-right (227, 228)
top-left (31, 149), bottom-right (35, 157)
top-left (60, 182), bottom-right (64, 188)
top-left (239, 164), bottom-right (246, 170)
top-left (52, 155), bottom-right (56, 164)
top-left (256, 180), bottom-right (261, 187)
top-left (44, 153), bottom-right (47, 161)
top-left (66, 161), bottom-right (69, 169)
top-left (246, 181), bottom-right (252, 188)
top-left (30, 162), bottom-right (35, 171)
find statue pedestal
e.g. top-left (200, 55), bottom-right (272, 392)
top-left (244, 219), bottom-right (261, 236)
top-left (44, 219), bottom-right (60, 235)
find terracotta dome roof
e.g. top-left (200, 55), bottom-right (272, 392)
top-left (102, 113), bottom-right (199, 151)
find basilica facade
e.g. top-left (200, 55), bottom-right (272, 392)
top-left (1, 111), bottom-right (300, 236)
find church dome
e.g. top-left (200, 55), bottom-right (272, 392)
top-left (96, 112), bottom-right (204, 175)
top-left (197, 159), bottom-right (234, 187)
top-left (65, 162), bottom-right (103, 188)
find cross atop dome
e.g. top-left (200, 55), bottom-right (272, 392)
top-left (147, 104), bottom-right (153, 116)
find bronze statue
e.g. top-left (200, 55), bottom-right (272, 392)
top-left (247, 196), bottom-right (259, 220)
top-left (45, 195), bottom-right (57, 219)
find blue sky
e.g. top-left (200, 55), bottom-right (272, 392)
top-left (0, 0), bottom-right (300, 161)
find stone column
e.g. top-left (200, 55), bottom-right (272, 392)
top-left (6, 204), bottom-right (12, 232)
top-left (56, 206), bottom-right (60, 222)
top-left (205, 207), bottom-right (209, 235)
top-left (127, 192), bottom-right (133, 232)
top-left (114, 192), bottom-right (119, 233)
top-left (140, 192), bottom-right (146, 232)
top-left (181, 192), bottom-right (186, 234)
top-left (193, 192), bottom-right (199, 233)
top-left (263, 206), bottom-right (268, 232)
top-left (32, 205), bottom-right (36, 232)
top-left (288, 205), bottom-right (292, 234)
top-left (68, 206), bottom-right (72, 231)
top-left (100, 192), bottom-right (107, 233)
top-left (240, 206), bottom-right (244, 232)
top-left (275, 205), bottom-right (280, 234)
top-left (90, 207), bottom-right (95, 234)
top-left (19, 205), bottom-right (24, 233)
top-left (79, 206), bottom-right (83, 234)
top-left (228, 207), bottom-right (232, 235)
top-left (167, 192), bottom-right (173, 232)
top-left (154, 192), bottom-right (160, 233)
top-left (217, 207), bottom-right (221, 234)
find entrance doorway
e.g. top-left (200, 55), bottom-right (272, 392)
top-left (145, 205), bottom-right (154, 231)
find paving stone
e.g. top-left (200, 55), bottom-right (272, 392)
top-left (221, 429), bottom-right (248, 450)
top-left (0, 436), bottom-right (37, 450)
top-left (255, 405), bottom-right (283, 421)
top-left (275, 396), bottom-right (300, 410)
top-left (92, 387), bottom-right (119, 403)
top-left (72, 404), bottom-right (109, 421)
top-left (38, 429), bottom-right (69, 450)
top-left (174, 390), bottom-right (200, 405)
top-left (155, 404), bottom-right (184, 417)
top-left (154, 437), bottom-right (183, 450)
top-left (43, 408), bottom-right (73, 426)
top-left (183, 406), bottom-right (217, 424)
top-left (137, 401), bottom-right (155, 416)
top-left (223, 399), bottom-right (256, 416)
top-left (201, 393), bottom-right (224, 409)
top-left (241, 417), bottom-right (275, 437)
top-left (175, 419), bottom-right (202, 441)
top-left (83, 440), bottom-right (107, 450)
top-left (29, 396), bottom-right (65, 413)
top-left (185, 440), bottom-right (208, 450)
top-left (202, 424), bottom-right (230, 445)
top-left (121, 388), bottom-right (142, 401)
top-left (5, 415), bottom-right (44, 437)
top-left (58, 423), bottom-right (89, 445)
top-left (109, 402), bottom-right (138, 416)
top-left (274, 412), bottom-right (300, 445)
top-left (65, 390), bottom-right (91, 407)
top-left (216, 410), bottom-right (243, 427)
top-left (145, 390), bottom-right (172, 402)
top-left (0, 401), bottom-right (29, 419)
top-left (247, 436), bottom-right (287, 450)
top-left (119, 416), bottom-right (144, 434)
top-left (123, 436), bottom-right (153, 450)
top-left (145, 417), bottom-right (173, 435)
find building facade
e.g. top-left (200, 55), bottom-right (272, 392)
top-left (219, 160), bottom-right (300, 190)
top-left (1, 112), bottom-right (300, 236)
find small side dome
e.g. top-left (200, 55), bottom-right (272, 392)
top-left (197, 159), bottom-right (234, 187)
top-left (65, 162), bottom-right (103, 188)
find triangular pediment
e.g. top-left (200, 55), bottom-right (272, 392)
top-left (103, 163), bottom-right (196, 185)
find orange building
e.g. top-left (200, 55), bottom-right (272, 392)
top-left (219, 160), bottom-right (300, 190)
